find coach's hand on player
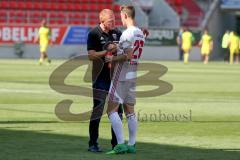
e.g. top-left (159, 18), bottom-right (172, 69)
top-left (104, 42), bottom-right (118, 54)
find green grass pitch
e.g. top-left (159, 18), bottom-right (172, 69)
top-left (0, 59), bottom-right (240, 160)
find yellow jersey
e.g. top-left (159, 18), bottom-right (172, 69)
top-left (229, 34), bottom-right (239, 54)
top-left (182, 31), bottom-right (193, 50)
top-left (222, 33), bottom-right (229, 49)
top-left (39, 26), bottom-right (51, 45)
top-left (229, 35), bottom-right (239, 50)
top-left (201, 34), bottom-right (212, 54)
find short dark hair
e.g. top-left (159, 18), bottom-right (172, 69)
top-left (120, 5), bottom-right (135, 19)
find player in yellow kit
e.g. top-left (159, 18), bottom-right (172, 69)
top-left (222, 30), bottom-right (230, 62)
top-left (199, 29), bottom-right (213, 64)
top-left (228, 31), bottom-right (239, 64)
top-left (181, 28), bottom-right (194, 64)
top-left (34, 19), bottom-right (52, 65)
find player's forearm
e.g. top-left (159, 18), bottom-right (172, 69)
top-left (112, 54), bottom-right (128, 62)
top-left (112, 48), bottom-right (133, 62)
top-left (88, 50), bottom-right (107, 61)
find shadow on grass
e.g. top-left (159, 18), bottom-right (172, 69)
top-left (0, 121), bottom-right (60, 124)
top-left (0, 129), bottom-right (240, 160)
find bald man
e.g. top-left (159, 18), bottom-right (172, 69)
top-left (87, 9), bottom-right (123, 152)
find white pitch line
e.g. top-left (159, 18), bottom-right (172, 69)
top-left (0, 88), bottom-right (44, 94)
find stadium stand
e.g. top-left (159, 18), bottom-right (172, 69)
top-left (0, 0), bottom-right (122, 26)
top-left (166, 0), bottom-right (204, 27)
top-left (132, 0), bottom-right (154, 14)
top-left (0, 0), bottom-right (221, 34)
top-left (0, 0), bottom-right (208, 28)
top-left (166, 0), bottom-right (183, 15)
top-left (148, 0), bottom-right (180, 28)
top-left (0, 0), bottom-right (234, 61)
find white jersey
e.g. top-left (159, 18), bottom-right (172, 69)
top-left (114, 26), bottom-right (145, 82)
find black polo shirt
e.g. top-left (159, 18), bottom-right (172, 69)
top-left (87, 25), bottom-right (122, 83)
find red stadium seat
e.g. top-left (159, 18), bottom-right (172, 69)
top-left (7, 10), bottom-right (27, 24)
top-left (29, 11), bottom-right (47, 24)
top-left (68, 12), bottom-right (87, 25)
top-left (113, 5), bottom-right (120, 11)
top-left (0, 1), bottom-right (9, 9)
top-left (81, 4), bottom-right (89, 11)
top-left (58, 3), bottom-right (68, 10)
top-left (42, 2), bottom-right (50, 10)
top-left (9, 1), bottom-right (19, 9)
top-left (0, 11), bottom-right (7, 17)
top-left (25, 2), bottom-right (33, 10)
top-left (0, 10), bottom-right (7, 23)
top-left (16, 2), bottom-right (26, 10)
top-left (9, 10), bottom-right (16, 22)
top-left (56, 0), bottom-right (68, 3)
top-left (16, 12), bottom-right (28, 24)
top-left (49, 12), bottom-right (67, 24)
top-left (88, 12), bottom-right (99, 26)
top-left (102, 4), bottom-right (111, 10)
top-left (32, 2), bottom-right (42, 10)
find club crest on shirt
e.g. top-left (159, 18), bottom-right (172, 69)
top-left (100, 36), bottom-right (106, 44)
top-left (112, 34), bottom-right (117, 41)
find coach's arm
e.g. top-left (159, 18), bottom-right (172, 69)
top-left (87, 30), bottom-right (107, 61)
top-left (88, 50), bottom-right (107, 61)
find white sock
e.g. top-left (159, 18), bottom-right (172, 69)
top-left (127, 113), bottom-right (137, 145)
top-left (109, 112), bottom-right (124, 144)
